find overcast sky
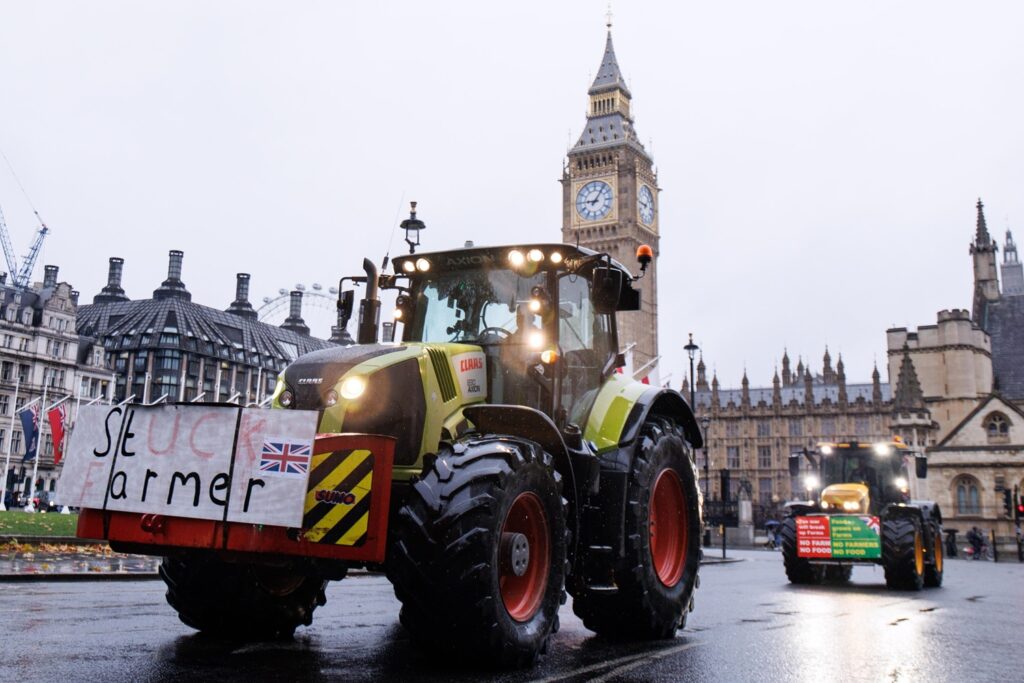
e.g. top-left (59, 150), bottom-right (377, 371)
top-left (1, 1), bottom-right (1021, 389)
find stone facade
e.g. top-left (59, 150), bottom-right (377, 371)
top-left (693, 350), bottom-right (894, 521)
top-left (888, 200), bottom-right (1024, 546)
top-left (561, 28), bottom-right (660, 380)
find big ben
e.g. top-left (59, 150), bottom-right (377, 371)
top-left (561, 26), bottom-right (660, 380)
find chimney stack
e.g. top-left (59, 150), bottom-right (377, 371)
top-left (227, 273), bottom-right (257, 319)
top-left (330, 309), bottom-right (354, 344)
top-left (280, 290), bottom-right (310, 335)
top-left (70, 290), bottom-right (80, 306)
top-left (43, 265), bottom-right (59, 289)
top-left (153, 249), bottom-right (191, 301)
top-left (93, 257), bottom-right (130, 304)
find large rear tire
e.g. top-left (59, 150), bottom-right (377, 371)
top-left (780, 517), bottom-right (823, 585)
top-left (570, 418), bottom-right (702, 639)
top-left (883, 516), bottom-right (925, 591)
top-left (387, 437), bottom-right (567, 668)
top-left (923, 522), bottom-right (944, 588)
top-left (159, 554), bottom-right (329, 639)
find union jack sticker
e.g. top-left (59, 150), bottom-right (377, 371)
top-left (259, 439), bottom-right (312, 477)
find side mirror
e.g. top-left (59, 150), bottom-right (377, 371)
top-left (915, 453), bottom-right (928, 479)
top-left (592, 267), bottom-right (623, 314)
top-left (788, 453), bottom-right (800, 478)
top-left (338, 290), bottom-right (354, 327)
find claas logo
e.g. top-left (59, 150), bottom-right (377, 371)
top-left (315, 489), bottom-right (357, 505)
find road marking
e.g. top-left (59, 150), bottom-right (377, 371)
top-left (529, 639), bottom-right (705, 683)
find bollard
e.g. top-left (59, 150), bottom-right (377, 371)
top-left (721, 525), bottom-right (727, 559)
top-left (990, 529), bottom-right (999, 562)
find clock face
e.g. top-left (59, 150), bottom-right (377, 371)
top-left (638, 185), bottom-right (655, 225)
top-left (575, 181), bottom-right (614, 221)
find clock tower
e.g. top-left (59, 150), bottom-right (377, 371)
top-left (561, 26), bottom-right (660, 379)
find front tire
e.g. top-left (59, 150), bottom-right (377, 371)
top-left (883, 516), bottom-right (925, 591)
top-left (923, 522), bottom-right (944, 587)
top-left (159, 554), bottom-right (329, 639)
top-left (780, 517), bottom-right (823, 585)
top-left (387, 437), bottom-right (567, 668)
top-left (570, 418), bottom-right (702, 639)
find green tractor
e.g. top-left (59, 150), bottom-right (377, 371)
top-left (781, 440), bottom-right (943, 590)
top-left (75, 232), bottom-right (704, 666)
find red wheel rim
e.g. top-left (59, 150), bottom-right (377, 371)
top-left (650, 468), bottom-right (687, 587)
top-left (499, 492), bottom-right (550, 622)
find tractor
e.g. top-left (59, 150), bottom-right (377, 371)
top-left (781, 440), bottom-right (943, 590)
top-left (64, 230), bottom-right (704, 666)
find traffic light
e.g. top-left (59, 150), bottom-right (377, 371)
top-left (1016, 487), bottom-right (1024, 522)
top-left (1003, 489), bottom-right (1013, 517)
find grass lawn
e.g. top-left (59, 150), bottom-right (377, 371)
top-left (0, 510), bottom-right (79, 537)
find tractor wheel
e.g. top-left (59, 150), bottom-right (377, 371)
top-left (923, 522), bottom-right (944, 588)
top-left (159, 554), bottom-right (329, 639)
top-left (780, 517), bottom-right (823, 585)
top-left (824, 565), bottom-right (852, 583)
top-left (387, 437), bottom-right (567, 668)
top-left (882, 516), bottom-right (925, 591)
top-left (571, 418), bottom-right (702, 639)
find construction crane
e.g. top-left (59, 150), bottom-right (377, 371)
top-left (0, 202), bottom-right (48, 289)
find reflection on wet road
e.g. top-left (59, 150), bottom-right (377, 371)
top-left (1, 550), bottom-right (1020, 682)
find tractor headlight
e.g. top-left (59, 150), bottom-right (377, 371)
top-left (402, 260), bottom-right (416, 273)
top-left (820, 501), bottom-right (829, 510)
top-left (804, 475), bottom-right (819, 491)
top-left (842, 501), bottom-right (861, 512)
top-left (527, 331), bottom-right (545, 349)
top-left (415, 258), bottom-right (431, 272)
top-left (279, 390), bottom-right (294, 408)
top-left (340, 376), bottom-right (367, 400)
top-left (873, 443), bottom-right (892, 456)
top-left (894, 476), bottom-right (908, 492)
top-left (324, 389), bottom-right (339, 407)
top-left (550, 251), bottom-right (563, 264)
top-left (527, 248), bottom-right (544, 263)
top-left (820, 445), bottom-right (833, 455)
top-left (508, 250), bottom-right (525, 267)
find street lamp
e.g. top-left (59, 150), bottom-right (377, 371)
top-left (683, 333), bottom-right (698, 410)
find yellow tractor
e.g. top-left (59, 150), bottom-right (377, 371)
top-left (782, 440), bottom-right (943, 590)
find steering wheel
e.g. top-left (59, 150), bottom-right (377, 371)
top-left (477, 326), bottom-right (513, 344)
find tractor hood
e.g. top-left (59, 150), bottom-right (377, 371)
top-left (275, 342), bottom-right (487, 468)
top-left (820, 483), bottom-right (870, 514)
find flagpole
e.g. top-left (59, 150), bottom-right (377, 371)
top-left (1, 376), bottom-right (18, 511)
top-left (29, 379), bottom-right (48, 506)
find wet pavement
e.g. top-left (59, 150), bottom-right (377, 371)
top-left (1, 549), bottom-right (1021, 682)
top-left (0, 541), bottom-right (161, 577)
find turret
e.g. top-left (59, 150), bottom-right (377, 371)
top-left (970, 199), bottom-right (1000, 322)
top-left (93, 257), bottom-right (130, 304)
top-left (153, 250), bottom-right (191, 301)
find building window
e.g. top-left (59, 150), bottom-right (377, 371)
top-left (821, 417), bottom-right (836, 436)
top-left (727, 446), bottom-right (740, 469)
top-left (788, 419), bottom-right (803, 437)
top-left (983, 412), bottom-right (1010, 444)
top-left (0, 394), bottom-right (7, 416)
top-left (757, 446), bottom-right (772, 469)
top-left (726, 421), bottom-right (739, 437)
top-left (854, 416), bottom-right (870, 436)
top-left (759, 477), bottom-right (772, 505)
top-left (11, 430), bottom-right (21, 455)
top-left (954, 476), bottom-right (982, 515)
top-left (757, 420), bottom-right (770, 437)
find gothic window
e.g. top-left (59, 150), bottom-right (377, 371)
top-left (726, 421), bottom-right (739, 437)
top-left (855, 416), bottom-right (870, 436)
top-left (954, 475), bottom-right (981, 515)
top-left (757, 446), bottom-right (772, 468)
top-left (758, 477), bottom-right (773, 505)
top-left (821, 417), bottom-right (836, 436)
top-left (727, 446), bottom-right (740, 469)
top-left (757, 420), bottom-right (770, 437)
top-left (983, 412), bottom-right (1010, 444)
top-left (788, 419), bottom-right (803, 437)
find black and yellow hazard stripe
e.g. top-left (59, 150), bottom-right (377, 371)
top-left (302, 448), bottom-right (374, 546)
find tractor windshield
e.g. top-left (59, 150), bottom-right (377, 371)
top-left (409, 268), bottom-right (547, 344)
top-left (820, 448), bottom-right (910, 506)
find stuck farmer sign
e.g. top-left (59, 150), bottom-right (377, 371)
top-left (796, 515), bottom-right (881, 560)
top-left (57, 404), bottom-right (318, 528)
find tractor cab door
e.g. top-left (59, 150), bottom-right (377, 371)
top-left (557, 272), bottom-right (616, 428)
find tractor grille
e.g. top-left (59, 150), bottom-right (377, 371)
top-left (426, 346), bottom-right (458, 402)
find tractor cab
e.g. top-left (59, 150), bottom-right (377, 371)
top-left (376, 243), bottom-right (644, 430)
top-left (790, 440), bottom-right (928, 515)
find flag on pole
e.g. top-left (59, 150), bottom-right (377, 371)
top-left (47, 404), bottom-right (68, 465)
top-left (19, 405), bottom-right (39, 462)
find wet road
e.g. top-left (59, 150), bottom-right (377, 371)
top-left (2, 550), bottom-right (1021, 682)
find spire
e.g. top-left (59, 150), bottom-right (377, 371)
top-left (796, 356), bottom-right (805, 381)
top-left (837, 354), bottom-right (848, 405)
top-left (822, 347), bottom-right (835, 385)
top-left (589, 29), bottom-right (631, 97)
top-left (741, 370), bottom-right (750, 408)
top-left (711, 372), bottom-right (720, 409)
top-left (804, 367), bottom-right (814, 406)
top-left (681, 376), bottom-right (690, 396)
top-left (1001, 229), bottom-right (1024, 296)
top-left (696, 353), bottom-right (708, 390)
top-left (772, 368), bottom-right (782, 407)
top-left (872, 363), bottom-right (882, 403)
top-left (975, 198), bottom-right (992, 246)
top-left (781, 349), bottom-right (792, 387)
top-left (893, 344), bottom-right (926, 411)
